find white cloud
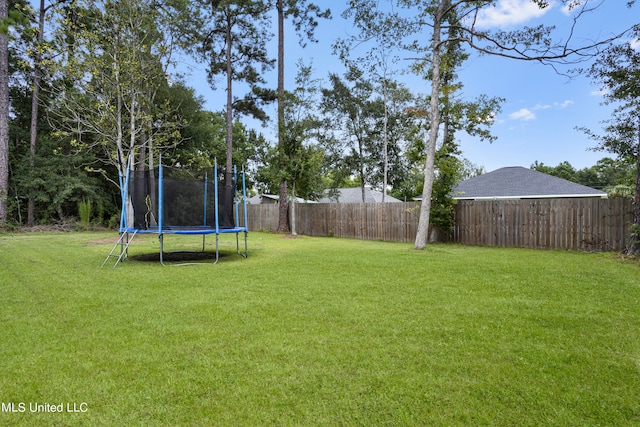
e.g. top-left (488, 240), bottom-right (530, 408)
top-left (591, 88), bottom-right (609, 97)
top-left (474, 0), bottom-right (554, 29)
top-left (526, 100), bottom-right (573, 113)
top-left (554, 100), bottom-right (574, 109)
top-left (533, 103), bottom-right (551, 110)
top-left (509, 108), bottom-right (536, 121)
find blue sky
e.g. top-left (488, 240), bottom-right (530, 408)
top-left (180, 0), bottom-right (638, 173)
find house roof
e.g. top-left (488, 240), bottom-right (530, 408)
top-left (318, 187), bottom-right (402, 203)
top-left (247, 194), bottom-right (317, 204)
top-left (453, 166), bottom-right (608, 200)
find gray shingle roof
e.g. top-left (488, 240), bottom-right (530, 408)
top-left (247, 194), bottom-right (317, 204)
top-left (453, 166), bottom-right (607, 200)
top-left (318, 187), bottom-right (402, 203)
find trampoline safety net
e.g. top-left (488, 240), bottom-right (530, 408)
top-left (128, 167), bottom-right (237, 230)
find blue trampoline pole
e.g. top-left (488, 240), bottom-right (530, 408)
top-left (234, 165), bottom-right (240, 254)
top-left (214, 160), bottom-right (220, 263)
top-left (203, 171), bottom-right (208, 250)
top-left (159, 153), bottom-right (164, 264)
top-left (234, 165), bottom-right (239, 228)
top-left (242, 165), bottom-right (248, 232)
top-left (242, 165), bottom-right (248, 257)
top-left (119, 168), bottom-right (127, 231)
top-left (204, 172), bottom-right (209, 227)
top-left (214, 161), bottom-right (219, 232)
top-left (158, 156), bottom-right (164, 234)
top-left (118, 167), bottom-right (128, 261)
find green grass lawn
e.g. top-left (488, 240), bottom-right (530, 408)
top-left (0, 231), bottom-right (639, 426)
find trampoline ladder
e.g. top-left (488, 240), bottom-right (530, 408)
top-left (102, 230), bottom-right (137, 267)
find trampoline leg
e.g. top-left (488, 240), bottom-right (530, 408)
top-left (122, 232), bottom-right (128, 260)
top-left (235, 232), bottom-right (247, 258)
top-left (214, 234), bottom-right (220, 264)
top-left (242, 231), bottom-right (248, 258)
top-left (159, 234), bottom-right (166, 266)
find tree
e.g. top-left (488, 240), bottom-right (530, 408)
top-left (321, 66), bottom-right (380, 203)
top-left (49, 0), bottom-right (184, 181)
top-left (589, 158), bottom-right (636, 192)
top-left (0, 0), bottom-right (9, 224)
top-left (531, 158), bottom-right (635, 195)
top-left (198, 0), bottom-right (275, 183)
top-left (26, 0), bottom-right (61, 226)
top-left (274, 0), bottom-right (330, 233)
top-left (334, 15), bottom-right (403, 202)
top-left (335, 49), bottom-right (419, 202)
top-left (6, 0), bottom-right (72, 225)
top-left (277, 61), bottom-right (324, 234)
top-left (255, 62), bottom-right (325, 197)
top-left (531, 160), bottom-right (577, 182)
top-left (369, 80), bottom-right (418, 195)
top-left (345, 0), bottom-right (634, 249)
top-left (579, 23), bottom-right (640, 254)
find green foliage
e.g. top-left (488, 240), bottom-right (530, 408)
top-left (258, 60), bottom-right (326, 201)
top-left (46, 0), bottom-right (189, 181)
top-left (532, 160), bottom-right (577, 181)
top-left (280, 0), bottom-right (330, 46)
top-left (580, 36), bottom-right (640, 162)
top-left (8, 129), bottom-right (108, 224)
top-left (167, 105), bottom-right (267, 176)
top-left (77, 198), bottom-right (92, 227)
top-left (320, 66), bottom-right (383, 195)
top-left (579, 29), bottom-right (640, 252)
top-left (389, 167), bottom-right (423, 201)
top-left (95, 199), bottom-right (104, 225)
top-left (0, 1), bottom-right (32, 35)
top-left (531, 157), bottom-right (636, 196)
top-left (630, 222), bottom-right (640, 241)
top-left (196, 0), bottom-right (274, 123)
top-left (430, 149), bottom-right (460, 232)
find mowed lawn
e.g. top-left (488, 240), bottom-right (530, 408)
top-left (0, 231), bottom-right (639, 426)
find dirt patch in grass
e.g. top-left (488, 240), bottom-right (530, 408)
top-left (88, 236), bottom-right (120, 245)
top-left (87, 234), bottom-right (156, 246)
top-left (280, 233), bottom-right (305, 239)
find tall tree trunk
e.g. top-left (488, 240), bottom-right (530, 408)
top-left (382, 79), bottom-right (388, 203)
top-left (276, 0), bottom-right (289, 232)
top-left (224, 9), bottom-right (233, 184)
top-left (291, 181), bottom-right (296, 236)
top-left (414, 0), bottom-right (448, 249)
top-left (0, 0), bottom-right (9, 224)
top-left (277, 181), bottom-right (289, 232)
top-left (359, 138), bottom-right (365, 203)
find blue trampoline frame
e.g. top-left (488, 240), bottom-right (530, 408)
top-left (104, 160), bottom-right (248, 266)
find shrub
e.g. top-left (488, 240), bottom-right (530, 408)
top-left (78, 198), bottom-right (92, 229)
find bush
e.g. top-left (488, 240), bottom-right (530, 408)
top-left (78, 199), bottom-right (92, 229)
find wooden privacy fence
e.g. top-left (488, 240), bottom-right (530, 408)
top-left (247, 202), bottom-right (421, 243)
top-left (246, 198), bottom-right (634, 252)
top-left (454, 198), bottom-right (634, 251)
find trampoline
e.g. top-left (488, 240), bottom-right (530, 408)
top-left (103, 158), bottom-right (248, 266)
